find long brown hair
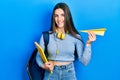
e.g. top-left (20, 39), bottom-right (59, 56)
top-left (50, 2), bottom-right (82, 40)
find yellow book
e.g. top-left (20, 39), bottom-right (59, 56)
top-left (34, 42), bottom-right (52, 73)
top-left (80, 28), bottom-right (107, 36)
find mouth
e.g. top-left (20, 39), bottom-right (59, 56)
top-left (58, 22), bottom-right (64, 27)
top-left (58, 21), bottom-right (64, 25)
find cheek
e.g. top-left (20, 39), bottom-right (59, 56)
top-left (62, 17), bottom-right (65, 21)
top-left (54, 18), bottom-right (57, 23)
top-left (62, 17), bottom-right (65, 20)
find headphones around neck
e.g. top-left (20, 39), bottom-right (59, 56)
top-left (56, 32), bottom-right (65, 40)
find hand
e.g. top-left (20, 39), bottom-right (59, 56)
top-left (42, 61), bottom-right (54, 72)
top-left (86, 31), bottom-right (96, 46)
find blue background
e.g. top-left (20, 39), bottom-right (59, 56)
top-left (0, 0), bottom-right (120, 80)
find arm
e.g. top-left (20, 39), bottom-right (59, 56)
top-left (76, 32), bottom-right (96, 66)
top-left (75, 39), bottom-right (91, 66)
top-left (36, 34), bottom-right (54, 71)
top-left (36, 35), bottom-right (45, 67)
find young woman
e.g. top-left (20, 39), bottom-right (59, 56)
top-left (36, 2), bottom-right (96, 80)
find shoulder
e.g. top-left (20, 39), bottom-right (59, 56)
top-left (74, 34), bottom-right (84, 43)
top-left (71, 33), bottom-right (82, 41)
top-left (67, 33), bottom-right (82, 41)
top-left (42, 31), bottom-right (53, 34)
top-left (76, 34), bottom-right (82, 39)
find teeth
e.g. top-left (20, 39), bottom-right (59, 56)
top-left (58, 22), bottom-right (63, 24)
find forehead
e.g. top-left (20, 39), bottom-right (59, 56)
top-left (54, 8), bottom-right (64, 14)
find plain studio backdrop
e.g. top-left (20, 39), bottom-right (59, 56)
top-left (0, 0), bottom-right (120, 80)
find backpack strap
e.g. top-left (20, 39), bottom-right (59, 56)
top-left (42, 31), bottom-right (49, 56)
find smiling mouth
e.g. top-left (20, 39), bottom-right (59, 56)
top-left (58, 21), bottom-right (64, 24)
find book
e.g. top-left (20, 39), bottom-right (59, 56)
top-left (80, 28), bottom-right (107, 36)
top-left (34, 42), bottom-right (52, 73)
top-left (34, 42), bottom-right (48, 63)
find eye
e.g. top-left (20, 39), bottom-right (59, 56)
top-left (61, 13), bottom-right (65, 17)
top-left (54, 14), bottom-right (58, 17)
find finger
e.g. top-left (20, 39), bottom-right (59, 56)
top-left (91, 33), bottom-right (96, 41)
top-left (88, 33), bottom-right (93, 40)
top-left (88, 32), bottom-right (96, 40)
top-left (88, 35), bottom-right (96, 42)
top-left (88, 31), bottom-right (94, 38)
top-left (88, 32), bottom-right (93, 39)
top-left (47, 64), bottom-right (54, 71)
top-left (90, 36), bottom-right (96, 41)
top-left (46, 62), bottom-right (54, 67)
top-left (49, 66), bottom-right (54, 71)
top-left (88, 31), bottom-right (91, 36)
top-left (88, 35), bottom-right (92, 40)
top-left (45, 61), bottom-right (52, 65)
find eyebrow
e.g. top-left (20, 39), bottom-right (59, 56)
top-left (54, 13), bottom-right (64, 15)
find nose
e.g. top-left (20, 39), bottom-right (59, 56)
top-left (58, 16), bottom-right (62, 21)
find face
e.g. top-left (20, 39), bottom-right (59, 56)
top-left (54, 8), bottom-right (65, 28)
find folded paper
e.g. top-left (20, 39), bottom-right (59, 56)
top-left (80, 28), bottom-right (107, 36)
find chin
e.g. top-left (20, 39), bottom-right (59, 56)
top-left (58, 25), bottom-right (64, 28)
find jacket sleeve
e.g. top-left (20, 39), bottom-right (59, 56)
top-left (36, 34), bottom-right (45, 67)
top-left (75, 38), bottom-right (92, 66)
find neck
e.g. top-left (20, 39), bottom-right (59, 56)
top-left (56, 27), bottom-right (65, 33)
